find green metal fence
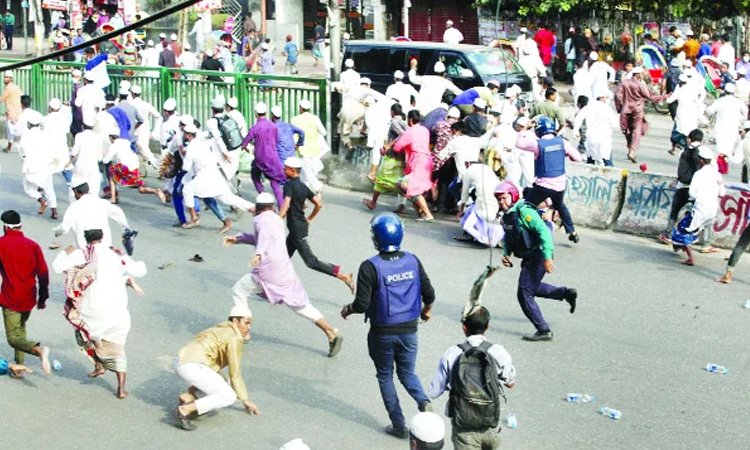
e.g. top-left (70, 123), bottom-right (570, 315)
top-left (0, 59), bottom-right (327, 127)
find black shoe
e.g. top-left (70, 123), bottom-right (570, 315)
top-left (568, 232), bottom-right (580, 244)
top-left (565, 289), bottom-right (577, 314)
top-left (122, 228), bottom-right (138, 256)
top-left (522, 330), bottom-right (553, 341)
top-left (418, 400), bottom-right (433, 412)
top-left (385, 425), bottom-right (409, 439)
top-left (173, 408), bottom-right (197, 431)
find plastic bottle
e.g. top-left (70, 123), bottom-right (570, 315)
top-left (505, 414), bottom-right (518, 429)
top-left (566, 393), bottom-right (593, 403)
top-left (705, 363), bottom-right (728, 374)
top-left (599, 407), bottom-right (622, 420)
top-left (52, 360), bottom-right (62, 371)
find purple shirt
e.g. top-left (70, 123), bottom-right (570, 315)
top-left (242, 117), bottom-right (285, 181)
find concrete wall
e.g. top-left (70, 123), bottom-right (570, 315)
top-left (321, 141), bottom-right (374, 193)
top-left (565, 163), bottom-right (626, 229)
top-left (614, 171), bottom-right (677, 236)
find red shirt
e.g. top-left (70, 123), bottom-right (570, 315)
top-left (0, 229), bottom-right (49, 312)
top-left (534, 28), bottom-right (555, 65)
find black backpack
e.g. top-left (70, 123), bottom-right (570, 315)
top-left (216, 115), bottom-right (244, 150)
top-left (501, 203), bottom-right (537, 259)
top-left (448, 341), bottom-right (504, 429)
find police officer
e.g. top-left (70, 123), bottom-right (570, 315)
top-left (341, 213), bottom-right (435, 439)
top-left (496, 182), bottom-right (577, 341)
top-left (517, 115), bottom-right (583, 243)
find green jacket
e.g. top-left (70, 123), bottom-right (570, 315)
top-left (502, 201), bottom-right (555, 260)
top-left (4, 13), bottom-right (14, 26)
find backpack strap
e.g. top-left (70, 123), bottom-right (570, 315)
top-left (458, 341), bottom-right (473, 353)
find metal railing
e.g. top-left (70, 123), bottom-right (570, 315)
top-left (0, 59), bottom-right (327, 127)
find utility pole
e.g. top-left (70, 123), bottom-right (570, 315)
top-left (328, 0), bottom-right (341, 81)
top-left (22, 1), bottom-right (28, 54)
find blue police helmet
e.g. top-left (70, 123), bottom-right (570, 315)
top-left (534, 116), bottom-right (556, 137)
top-left (370, 213), bottom-right (404, 252)
top-left (0, 358), bottom-right (8, 376)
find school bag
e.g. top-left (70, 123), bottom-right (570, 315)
top-left (217, 115), bottom-right (244, 150)
top-left (448, 341), bottom-right (504, 429)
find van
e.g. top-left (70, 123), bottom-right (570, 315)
top-left (342, 40), bottom-right (534, 101)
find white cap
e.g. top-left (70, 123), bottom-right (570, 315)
top-left (183, 42), bottom-right (191, 50)
top-left (255, 192), bottom-right (275, 205)
top-left (447, 107), bottom-right (461, 119)
top-left (211, 95), bottom-right (226, 109)
top-left (3, 70), bottom-right (12, 78)
top-left (674, 29), bottom-right (683, 37)
top-left (271, 105), bottom-right (283, 118)
top-left (279, 439), bottom-right (310, 450)
top-left (674, 38), bottom-right (686, 48)
top-left (84, 71), bottom-right (95, 81)
top-left (589, 51), bottom-right (599, 61)
top-left (686, 29), bottom-right (695, 36)
top-left (363, 95), bottom-right (376, 106)
top-left (698, 145), bottom-right (714, 160)
top-left (434, 61), bottom-right (446, 73)
top-left (520, 27), bottom-right (528, 33)
top-left (260, 42), bottom-right (269, 50)
top-left (360, 77), bottom-right (372, 85)
top-left (227, 97), bottom-right (239, 108)
top-left (120, 80), bottom-right (131, 90)
top-left (516, 116), bottom-right (530, 127)
top-left (743, 120), bottom-right (750, 130)
top-left (179, 114), bottom-right (194, 126)
top-left (631, 66), bottom-right (644, 74)
top-left (446, 20), bottom-right (454, 26)
top-left (229, 303), bottom-right (253, 319)
top-left (284, 156), bottom-right (303, 169)
top-left (299, 99), bottom-right (312, 110)
top-left (345, 58), bottom-right (354, 68)
top-left (130, 85), bottom-right (142, 95)
top-left (71, 175), bottom-right (88, 189)
top-left (682, 60), bottom-right (693, 68)
top-left (394, 70), bottom-right (405, 79)
top-left (48, 98), bottom-right (62, 110)
top-left (725, 83), bottom-right (736, 94)
top-left (170, 33), bottom-right (178, 41)
top-left (183, 122), bottom-right (198, 134)
top-left (506, 84), bottom-right (522, 96)
top-left (410, 412), bottom-right (445, 444)
top-left (71, 69), bottom-right (82, 78)
top-left (670, 58), bottom-right (681, 67)
top-left (26, 111), bottom-right (43, 126)
top-left (119, 86), bottom-right (130, 96)
top-left (159, 33), bottom-right (166, 39)
top-left (678, 74), bottom-right (689, 83)
top-left (255, 102), bottom-right (268, 115)
top-left (163, 98), bottom-right (177, 111)
top-left (83, 114), bottom-right (96, 127)
top-left (147, 39), bottom-right (154, 47)
top-left (473, 98), bottom-right (487, 109)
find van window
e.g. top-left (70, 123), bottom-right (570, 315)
top-left (388, 49), bottom-right (408, 73)
top-left (438, 51), bottom-right (470, 78)
top-left (351, 47), bottom-right (390, 73)
top-left (406, 49), bottom-right (434, 75)
top-left (466, 49), bottom-right (524, 77)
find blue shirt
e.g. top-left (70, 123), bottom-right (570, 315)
top-left (72, 35), bottom-right (86, 54)
top-left (697, 43), bottom-right (712, 60)
top-left (452, 88), bottom-right (480, 106)
top-left (284, 42), bottom-right (298, 65)
top-left (422, 107), bottom-right (447, 132)
top-left (275, 120), bottom-right (305, 161)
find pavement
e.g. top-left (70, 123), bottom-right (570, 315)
top-left (1, 101), bottom-right (750, 449)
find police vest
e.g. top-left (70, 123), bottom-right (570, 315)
top-left (366, 252), bottom-right (422, 326)
top-left (534, 136), bottom-right (566, 179)
top-left (501, 203), bottom-right (538, 259)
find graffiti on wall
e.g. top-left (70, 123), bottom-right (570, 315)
top-left (625, 178), bottom-right (675, 220)
top-left (714, 188), bottom-right (750, 236)
top-left (567, 174), bottom-right (620, 207)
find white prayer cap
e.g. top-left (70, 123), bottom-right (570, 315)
top-left (229, 303), bottom-right (253, 319)
top-left (489, 104), bottom-right (504, 115)
top-left (446, 20), bottom-right (454, 27)
top-left (725, 83), bottom-right (737, 94)
top-left (147, 39), bottom-right (154, 47)
top-left (284, 156), bottom-right (303, 169)
top-left (363, 95), bottom-right (376, 106)
top-left (95, 97), bottom-right (107, 109)
top-left (344, 58), bottom-right (355, 68)
top-left (447, 107), bottom-right (461, 119)
top-left (674, 29), bottom-right (683, 37)
top-left (255, 102), bottom-right (268, 115)
top-left (393, 70), bottom-right (405, 79)
top-left (516, 116), bottom-right (530, 127)
top-left (3, 70), bottom-right (12, 78)
top-left (670, 58), bottom-right (681, 67)
top-left (271, 105), bottom-right (283, 118)
top-left (163, 98), bottom-right (177, 111)
top-left (506, 84), bottom-right (522, 96)
top-left (520, 27), bottom-right (528, 33)
top-left (183, 122), bottom-right (198, 134)
top-left (130, 84), bottom-right (142, 95)
top-left (26, 111), bottom-right (43, 126)
top-left (473, 98), bottom-right (487, 109)
top-left (410, 412), bottom-right (445, 445)
top-left (120, 80), bottom-right (131, 90)
top-left (71, 69), bottom-right (82, 78)
top-left (159, 33), bottom-right (166, 39)
top-left (227, 97), bottom-right (239, 108)
top-left (299, 99), bottom-right (312, 110)
top-left (674, 38), bottom-right (686, 48)
top-left (83, 114), bottom-right (96, 127)
top-left (119, 86), bottom-right (130, 96)
top-left (179, 114), bottom-right (194, 126)
top-left (678, 74), bottom-right (689, 83)
top-left (360, 77), bottom-right (372, 85)
top-left (279, 438), bottom-right (310, 450)
top-left (682, 60), bottom-right (693, 68)
top-left (211, 95), bottom-right (226, 109)
top-left (743, 120), bottom-right (750, 130)
top-left (183, 42), bottom-right (191, 50)
top-left (170, 33), bottom-right (178, 41)
top-left (255, 192), bottom-right (275, 205)
top-left (260, 42), bottom-right (269, 50)
top-left (434, 61), bottom-right (446, 73)
top-left (631, 66), bottom-right (644, 74)
top-left (698, 145), bottom-right (714, 160)
top-left (48, 98), bottom-right (62, 110)
top-left (84, 71), bottom-right (95, 81)
top-left (70, 175), bottom-right (88, 189)
top-left (589, 51), bottom-right (599, 61)
top-left (686, 29), bottom-right (695, 36)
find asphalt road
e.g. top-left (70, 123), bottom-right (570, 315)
top-left (1, 109), bottom-right (749, 450)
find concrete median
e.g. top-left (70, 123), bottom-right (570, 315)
top-left (565, 163), bottom-right (627, 229)
top-left (320, 142), bottom-right (374, 193)
top-left (711, 183), bottom-right (750, 249)
top-left (614, 171), bottom-right (677, 236)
